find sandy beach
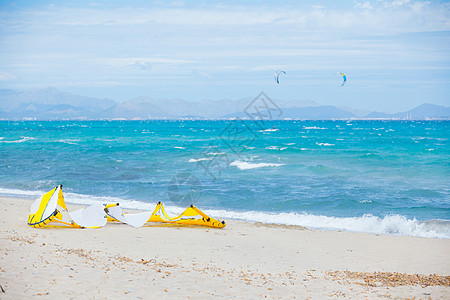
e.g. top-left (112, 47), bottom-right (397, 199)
top-left (1, 197), bottom-right (449, 299)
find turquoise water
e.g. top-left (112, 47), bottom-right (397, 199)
top-left (1, 120), bottom-right (449, 238)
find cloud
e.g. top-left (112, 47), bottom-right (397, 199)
top-left (86, 58), bottom-right (196, 68)
top-left (383, 0), bottom-right (412, 8)
top-left (133, 60), bottom-right (152, 70)
top-left (0, 71), bottom-right (17, 81)
top-left (3, 1), bottom-right (448, 33)
top-left (0, 0), bottom-right (448, 110)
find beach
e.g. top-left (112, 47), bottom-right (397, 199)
top-left (1, 197), bottom-right (449, 299)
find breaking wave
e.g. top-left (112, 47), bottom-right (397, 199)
top-left (229, 160), bottom-right (285, 170)
top-left (0, 137), bottom-right (35, 143)
top-left (204, 209), bottom-right (450, 239)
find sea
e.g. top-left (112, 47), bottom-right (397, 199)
top-left (0, 120), bottom-right (449, 238)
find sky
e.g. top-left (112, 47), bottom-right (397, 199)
top-left (0, 0), bottom-right (449, 113)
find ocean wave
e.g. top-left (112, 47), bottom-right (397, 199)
top-left (230, 160), bottom-right (285, 170)
top-left (56, 139), bottom-right (79, 145)
top-left (174, 146), bottom-right (185, 149)
top-left (188, 157), bottom-right (213, 163)
top-left (203, 209), bottom-right (450, 239)
top-left (316, 142), bottom-right (335, 146)
top-left (359, 200), bottom-right (373, 203)
top-left (265, 146), bottom-right (287, 151)
top-left (0, 137), bottom-right (35, 143)
top-left (260, 129), bottom-right (279, 132)
top-left (0, 187), bottom-right (44, 198)
top-left (303, 126), bottom-right (326, 130)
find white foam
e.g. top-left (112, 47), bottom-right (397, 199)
top-left (174, 146), bottom-right (185, 149)
top-left (207, 152), bottom-right (227, 156)
top-left (260, 128), bottom-right (279, 132)
top-left (0, 187), bottom-right (44, 198)
top-left (303, 126), bottom-right (326, 130)
top-left (188, 158), bottom-right (213, 163)
top-left (203, 209), bottom-right (450, 239)
top-left (316, 143), bottom-right (335, 146)
top-left (265, 146), bottom-right (287, 151)
top-left (230, 160), bottom-right (285, 170)
top-left (0, 137), bottom-right (35, 143)
top-left (56, 139), bottom-right (79, 145)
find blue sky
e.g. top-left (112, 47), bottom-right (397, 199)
top-left (0, 0), bottom-right (449, 112)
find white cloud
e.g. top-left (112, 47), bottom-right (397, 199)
top-left (383, 0), bottom-right (411, 8)
top-left (0, 0), bottom-right (448, 110)
top-left (87, 58), bottom-right (196, 68)
top-left (133, 61), bottom-right (152, 70)
top-left (0, 71), bottom-right (17, 81)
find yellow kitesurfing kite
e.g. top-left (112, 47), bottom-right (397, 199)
top-left (28, 185), bottom-right (226, 229)
top-left (104, 202), bottom-right (226, 228)
top-left (28, 185), bottom-right (107, 228)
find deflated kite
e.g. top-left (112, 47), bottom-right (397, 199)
top-left (28, 185), bottom-right (226, 229)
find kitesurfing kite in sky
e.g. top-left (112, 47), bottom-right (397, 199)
top-left (338, 72), bottom-right (347, 87)
top-left (274, 70), bottom-right (286, 84)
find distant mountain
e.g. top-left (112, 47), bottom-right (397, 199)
top-left (280, 106), bottom-right (355, 119)
top-left (397, 103), bottom-right (450, 119)
top-left (0, 88), bottom-right (448, 120)
top-left (364, 111), bottom-right (394, 118)
top-left (224, 105), bottom-right (355, 119)
top-left (365, 103), bottom-right (450, 120)
top-left (102, 96), bottom-right (319, 119)
top-left (99, 97), bottom-right (170, 119)
top-left (0, 88), bottom-right (117, 119)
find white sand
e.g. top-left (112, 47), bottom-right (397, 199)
top-left (1, 197), bottom-right (449, 299)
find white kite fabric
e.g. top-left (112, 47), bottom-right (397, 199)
top-left (28, 185), bottom-right (226, 229)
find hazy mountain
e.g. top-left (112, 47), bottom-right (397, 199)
top-left (364, 111), bottom-right (394, 118)
top-left (397, 103), bottom-right (450, 119)
top-left (280, 106), bottom-right (355, 119)
top-left (0, 88), bottom-right (448, 120)
top-left (224, 105), bottom-right (355, 119)
top-left (0, 88), bottom-right (117, 119)
top-left (365, 103), bottom-right (450, 119)
top-left (99, 97), bottom-right (170, 119)
top-left (101, 97), bottom-right (318, 119)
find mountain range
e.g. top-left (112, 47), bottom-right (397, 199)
top-left (0, 88), bottom-right (448, 120)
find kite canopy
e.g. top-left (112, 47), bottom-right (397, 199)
top-left (338, 72), bottom-right (347, 86)
top-left (28, 185), bottom-right (107, 228)
top-left (105, 202), bottom-right (226, 228)
top-left (274, 70), bottom-right (286, 84)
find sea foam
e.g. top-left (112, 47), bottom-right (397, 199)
top-left (203, 209), bottom-right (450, 239)
top-left (230, 160), bottom-right (285, 170)
top-left (0, 137), bottom-right (35, 143)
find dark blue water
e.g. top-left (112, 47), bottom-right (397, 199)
top-left (1, 120), bottom-right (449, 237)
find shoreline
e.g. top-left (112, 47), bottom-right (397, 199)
top-left (1, 189), bottom-right (448, 239)
top-left (1, 196), bottom-right (449, 298)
